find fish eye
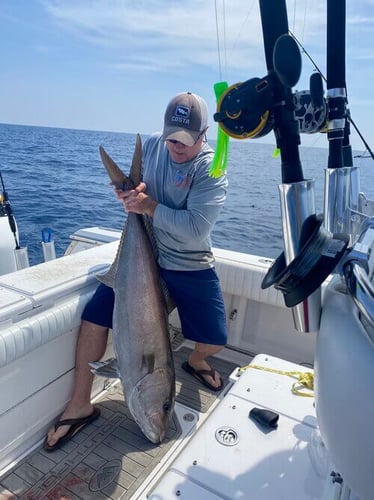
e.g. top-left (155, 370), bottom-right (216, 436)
top-left (163, 401), bottom-right (171, 412)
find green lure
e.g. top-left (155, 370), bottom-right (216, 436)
top-left (209, 81), bottom-right (230, 178)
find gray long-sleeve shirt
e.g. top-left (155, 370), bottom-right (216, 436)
top-left (142, 133), bottom-right (228, 271)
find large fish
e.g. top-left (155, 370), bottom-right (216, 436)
top-left (92, 134), bottom-right (175, 444)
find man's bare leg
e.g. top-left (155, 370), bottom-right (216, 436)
top-left (45, 320), bottom-right (108, 448)
top-left (188, 342), bottom-right (224, 388)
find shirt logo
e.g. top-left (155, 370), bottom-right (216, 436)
top-left (173, 170), bottom-right (193, 188)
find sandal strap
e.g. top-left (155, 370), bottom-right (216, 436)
top-left (194, 367), bottom-right (216, 378)
top-left (54, 415), bottom-right (91, 430)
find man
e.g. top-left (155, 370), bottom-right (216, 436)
top-left (44, 92), bottom-right (228, 451)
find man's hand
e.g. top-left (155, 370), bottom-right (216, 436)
top-left (115, 182), bottom-right (158, 218)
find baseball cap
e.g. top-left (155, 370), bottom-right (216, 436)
top-left (163, 92), bottom-right (209, 147)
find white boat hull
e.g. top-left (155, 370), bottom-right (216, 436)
top-left (0, 228), bottom-right (369, 499)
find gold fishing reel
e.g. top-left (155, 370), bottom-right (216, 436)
top-left (214, 79), bottom-right (274, 140)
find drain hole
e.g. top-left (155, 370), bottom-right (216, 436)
top-left (215, 427), bottom-right (239, 446)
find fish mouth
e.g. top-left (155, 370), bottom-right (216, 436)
top-left (146, 431), bottom-right (165, 444)
top-left (142, 412), bottom-right (167, 444)
top-left (131, 412), bottom-right (169, 444)
top-left (129, 394), bottom-right (168, 443)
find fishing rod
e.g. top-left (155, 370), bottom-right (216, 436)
top-left (0, 169), bottom-right (20, 249)
top-left (290, 30), bottom-right (374, 161)
top-left (258, 0), bottom-right (347, 332)
top-left (212, 3), bottom-right (303, 182)
top-left (213, 0), bottom-right (350, 331)
top-left (323, 0), bottom-right (359, 238)
top-left (258, 0), bottom-right (304, 184)
top-left (316, 7), bottom-right (374, 498)
top-left (326, 0), bottom-right (347, 169)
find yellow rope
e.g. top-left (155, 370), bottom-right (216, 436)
top-left (239, 363), bottom-right (314, 398)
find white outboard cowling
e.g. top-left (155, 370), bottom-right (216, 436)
top-left (0, 216), bottom-right (18, 275)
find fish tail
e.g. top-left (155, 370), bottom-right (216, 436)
top-left (129, 134), bottom-right (143, 186)
top-left (99, 145), bottom-right (132, 189)
top-left (89, 358), bottom-right (120, 378)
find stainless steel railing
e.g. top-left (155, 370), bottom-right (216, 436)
top-left (343, 223), bottom-right (374, 327)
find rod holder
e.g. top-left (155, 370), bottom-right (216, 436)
top-left (42, 241), bottom-right (56, 262)
top-left (278, 180), bottom-right (321, 332)
top-left (14, 247), bottom-right (30, 270)
top-left (324, 166), bottom-right (359, 244)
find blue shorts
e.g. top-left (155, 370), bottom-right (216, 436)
top-left (160, 268), bottom-right (227, 346)
top-left (82, 282), bottom-right (115, 328)
top-left (82, 268), bottom-right (227, 346)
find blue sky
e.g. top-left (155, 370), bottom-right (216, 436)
top-left (0, 0), bottom-right (373, 152)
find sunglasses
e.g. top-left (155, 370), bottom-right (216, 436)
top-left (167, 139), bottom-right (185, 145)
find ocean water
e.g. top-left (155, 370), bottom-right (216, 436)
top-left (0, 123), bottom-right (373, 266)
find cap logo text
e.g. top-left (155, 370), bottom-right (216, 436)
top-left (171, 105), bottom-right (191, 125)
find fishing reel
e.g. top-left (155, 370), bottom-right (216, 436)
top-left (215, 72), bottom-right (328, 140)
top-left (213, 77), bottom-right (275, 140)
top-left (294, 72), bottom-right (328, 134)
top-left (214, 34), bottom-right (302, 141)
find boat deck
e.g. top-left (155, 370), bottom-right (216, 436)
top-left (0, 345), bottom-right (239, 500)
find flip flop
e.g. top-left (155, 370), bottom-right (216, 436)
top-left (43, 406), bottom-right (101, 452)
top-left (182, 361), bottom-right (224, 392)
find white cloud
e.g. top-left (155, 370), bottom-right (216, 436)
top-left (1, 0), bottom-right (372, 149)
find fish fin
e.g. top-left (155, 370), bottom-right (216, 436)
top-left (99, 145), bottom-right (133, 190)
top-left (143, 353), bottom-right (155, 373)
top-left (96, 220), bottom-right (129, 288)
top-left (129, 134), bottom-right (143, 186)
top-left (96, 256), bottom-right (118, 288)
top-left (89, 358), bottom-right (120, 378)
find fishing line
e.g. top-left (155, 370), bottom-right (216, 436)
top-left (231, 2), bottom-right (256, 55)
top-left (291, 0), bottom-right (297, 33)
top-left (215, 0), bottom-right (257, 81)
top-left (211, 0), bottom-right (231, 178)
top-left (289, 30), bottom-right (374, 161)
top-left (291, 0), bottom-right (309, 45)
top-left (301, 0), bottom-right (308, 45)
top-left (289, 30), bottom-right (326, 82)
top-left (222, 0), bottom-right (227, 79)
top-left (350, 117), bottom-right (374, 160)
top-left (214, 0), bottom-right (223, 81)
